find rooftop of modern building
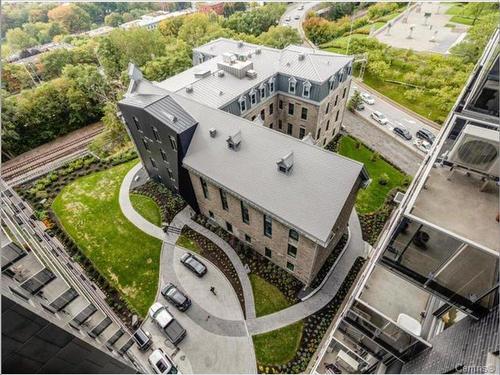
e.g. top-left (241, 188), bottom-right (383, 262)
top-left (157, 38), bottom-right (353, 108)
top-left (122, 68), bottom-right (367, 245)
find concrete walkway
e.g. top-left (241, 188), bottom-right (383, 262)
top-left (120, 163), bottom-right (366, 336)
top-left (119, 162), bottom-right (166, 241)
top-left (246, 210), bottom-right (365, 335)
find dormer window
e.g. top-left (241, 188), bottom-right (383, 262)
top-left (268, 77), bottom-right (275, 94)
top-left (259, 83), bottom-right (266, 99)
top-left (226, 130), bottom-right (242, 151)
top-left (288, 77), bottom-right (297, 94)
top-left (329, 76), bottom-right (336, 90)
top-left (250, 89), bottom-right (257, 106)
top-left (276, 151), bottom-right (294, 174)
top-left (239, 96), bottom-right (247, 113)
top-left (302, 81), bottom-right (311, 98)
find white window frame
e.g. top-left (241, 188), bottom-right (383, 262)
top-left (288, 77), bottom-right (297, 94)
top-left (259, 83), bottom-right (266, 99)
top-left (239, 96), bottom-right (247, 113)
top-left (268, 77), bottom-right (275, 94)
top-left (302, 81), bottom-right (311, 98)
top-left (250, 89), bottom-right (257, 106)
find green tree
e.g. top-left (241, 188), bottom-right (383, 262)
top-left (347, 90), bottom-right (363, 112)
top-left (1, 63), bottom-right (34, 93)
top-left (257, 26), bottom-right (301, 49)
top-left (37, 48), bottom-right (73, 80)
top-left (47, 4), bottom-right (91, 33)
top-left (142, 41), bottom-right (192, 81)
top-left (223, 3), bottom-right (286, 36)
top-left (6, 27), bottom-right (37, 50)
top-left (105, 12), bottom-right (124, 27)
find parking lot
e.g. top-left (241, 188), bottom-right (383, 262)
top-left (139, 245), bottom-right (255, 374)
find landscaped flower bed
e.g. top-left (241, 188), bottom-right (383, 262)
top-left (193, 214), bottom-right (304, 304)
top-left (132, 180), bottom-right (186, 223)
top-left (17, 150), bottom-right (144, 329)
top-left (179, 226), bottom-right (246, 317)
top-left (258, 257), bottom-right (366, 374)
top-left (308, 233), bottom-right (348, 290)
top-left (358, 189), bottom-right (399, 245)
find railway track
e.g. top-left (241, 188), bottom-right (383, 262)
top-left (2, 127), bottom-right (103, 182)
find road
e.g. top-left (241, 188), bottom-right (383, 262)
top-left (280, 2), bottom-right (320, 47)
top-left (349, 81), bottom-right (439, 156)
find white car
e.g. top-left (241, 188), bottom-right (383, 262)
top-left (294, 14), bottom-right (300, 20)
top-left (414, 139), bottom-right (432, 154)
top-left (298, 5), bottom-right (304, 10)
top-left (148, 349), bottom-right (178, 374)
top-left (285, 16), bottom-right (291, 22)
top-left (371, 111), bottom-right (388, 125)
top-left (361, 92), bottom-right (375, 105)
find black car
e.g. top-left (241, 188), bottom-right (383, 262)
top-left (416, 128), bottom-right (435, 144)
top-left (180, 253), bottom-right (207, 277)
top-left (132, 328), bottom-right (152, 351)
top-left (14, 215), bottom-right (23, 225)
top-left (161, 283), bottom-right (191, 311)
top-left (393, 126), bottom-right (412, 141)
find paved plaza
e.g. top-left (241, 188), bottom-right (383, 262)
top-left (375, 2), bottom-right (468, 54)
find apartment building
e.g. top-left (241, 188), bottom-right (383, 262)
top-left (312, 30), bottom-right (499, 374)
top-left (157, 38), bottom-right (353, 146)
top-left (1, 190), bottom-right (140, 373)
top-left (118, 41), bottom-right (368, 285)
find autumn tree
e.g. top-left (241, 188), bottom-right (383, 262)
top-left (47, 4), bottom-right (91, 33)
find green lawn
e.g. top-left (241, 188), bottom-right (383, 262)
top-left (130, 193), bottom-right (161, 225)
top-left (175, 233), bottom-right (201, 253)
top-left (52, 160), bottom-right (162, 317)
top-left (338, 136), bottom-right (408, 214)
top-left (253, 321), bottom-right (304, 366)
top-left (446, 3), bottom-right (492, 25)
top-left (250, 274), bottom-right (291, 317)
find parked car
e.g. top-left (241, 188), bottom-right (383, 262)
top-left (298, 5), bottom-right (304, 10)
top-left (148, 349), bottom-right (178, 374)
top-left (416, 128), bottom-right (436, 144)
top-left (161, 283), bottom-right (191, 311)
top-left (294, 14), bottom-right (300, 20)
top-left (414, 139), bottom-right (432, 154)
top-left (149, 303), bottom-right (187, 345)
top-left (285, 15), bottom-right (291, 22)
top-left (14, 215), bottom-right (23, 225)
top-left (361, 92), bottom-right (375, 105)
top-left (393, 126), bottom-right (413, 140)
top-left (356, 102), bottom-right (365, 111)
top-left (132, 328), bottom-right (152, 351)
top-left (370, 111), bottom-right (388, 125)
top-left (180, 253), bottom-right (207, 277)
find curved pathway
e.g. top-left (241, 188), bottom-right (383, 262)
top-left (120, 163), bottom-right (366, 335)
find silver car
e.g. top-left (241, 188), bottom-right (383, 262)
top-left (148, 349), bottom-right (178, 374)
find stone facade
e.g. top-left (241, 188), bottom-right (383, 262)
top-left (188, 170), bottom-right (361, 285)
top-left (241, 78), bottom-right (351, 146)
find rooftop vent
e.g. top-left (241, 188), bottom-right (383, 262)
top-left (222, 52), bottom-right (236, 64)
top-left (185, 85), bottom-right (193, 93)
top-left (246, 69), bottom-right (257, 79)
top-left (226, 130), bottom-right (242, 151)
top-left (209, 128), bottom-right (217, 138)
top-left (194, 69), bottom-right (211, 78)
top-left (286, 61), bottom-right (291, 67)
top-left (218, 90), bottom-right (224, 96)
top-left (217, 70), bottom-right (225, 77)
top-left (298, 53), bottom-right (305, 61)
top-left (277, 152), bottom-right (294, 174)
top-left (163, 112), bottom-right (177, 123)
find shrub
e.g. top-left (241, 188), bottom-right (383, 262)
top-left (378, 173), bottom-right (390, 185)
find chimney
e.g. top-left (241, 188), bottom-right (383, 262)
top-left (226, 130), bottom-right (242, 151)
top-left (185, 85), bottom-right (193, 93)
top-left (298, 53), bottom-right (305, 61)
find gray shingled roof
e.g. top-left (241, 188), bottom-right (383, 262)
top-left (171, 92), bottom-right (363, 244)
top-left (145, 96), bottom-right (197, 133)
top-left (158, 38), bottom-right (352, 109)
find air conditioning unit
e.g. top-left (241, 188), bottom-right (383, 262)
top-left (448, 124), bottom-right (499, 177)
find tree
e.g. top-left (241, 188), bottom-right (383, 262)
top-left (258, 26), bottom-right (301, 49)
top-left (347, 90), bottom-right (363, 112)
top-left (142, 41), bottom-right (192, 81)
top-left (105, 13), bottom-right (124, 27)
top-left (158, 15), bottom-right (186, 38)
top-left (47, 4), bottom-right (91, 33)
top-left (177, 13), bottom-right (228, 47)
top-left (37, 48), bottom-right (73, 80)
top-left (1, 63), bottom-right (34, 93)
top-left (223, 2), bottom-right (247, 18)
top-left (223, 3), bottom-right (286, 36)
top-left (6, 27), bottom-right (37, 50)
